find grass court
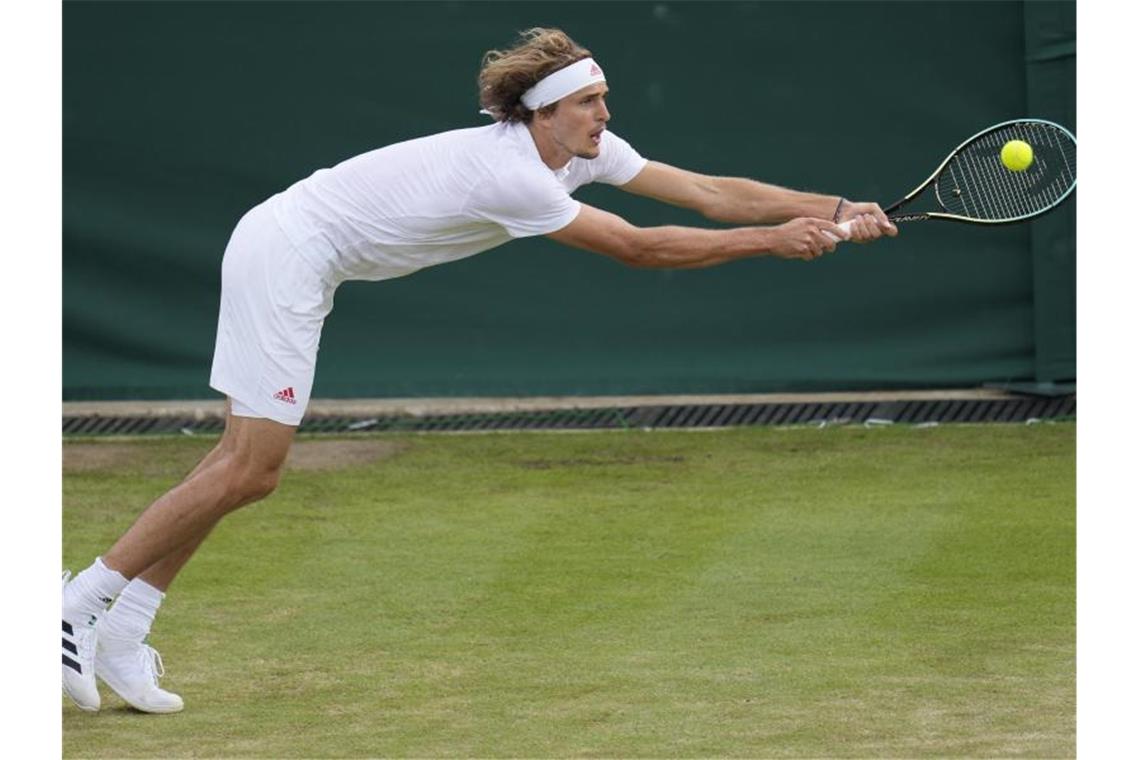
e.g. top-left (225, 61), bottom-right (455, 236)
top-left (63, 423), bottom-right (1074, 757)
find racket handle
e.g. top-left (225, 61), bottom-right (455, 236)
top-left (823, 220), bottom-right (854, 243)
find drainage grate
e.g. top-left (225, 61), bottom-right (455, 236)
top-left (62, 395), bottom-right (1075, 437)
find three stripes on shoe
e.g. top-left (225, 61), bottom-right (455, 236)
top-left (62, 620), bottom-right (82, 674)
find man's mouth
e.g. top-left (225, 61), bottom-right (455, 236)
top-left (589, 128), bottom-right (604, 145)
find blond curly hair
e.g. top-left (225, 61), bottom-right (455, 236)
top-left (478, 28), bottom-right (593, 123)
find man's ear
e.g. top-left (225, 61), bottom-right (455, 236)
top-left (529, 112), bottom-right (552, 134)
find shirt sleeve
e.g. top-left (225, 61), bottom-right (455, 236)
top-left (466, 168), bottom-right (582, 238)
top-left (591, 130), bottom-right (649, 186)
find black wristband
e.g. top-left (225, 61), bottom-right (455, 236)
top-left (832, 198), bottom-right (846, 223)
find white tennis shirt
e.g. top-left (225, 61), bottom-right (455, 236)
top-left (268, 121), bottom-right (647, 283)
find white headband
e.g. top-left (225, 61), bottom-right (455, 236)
top-left (521, 58), bottom-right (606, 110)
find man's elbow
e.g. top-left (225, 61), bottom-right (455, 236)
top-left (701, 205), bottom-right (737, 224)
top-left (612, 229), bottom-right (664, 269)
top-left (690, 178), bottom-right (731, 222)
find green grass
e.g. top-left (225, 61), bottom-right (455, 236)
top-left (63, 423), bottom-right (1075, 758)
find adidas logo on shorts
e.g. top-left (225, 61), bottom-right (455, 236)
top-left (273, 387), bottom-right (297, 404)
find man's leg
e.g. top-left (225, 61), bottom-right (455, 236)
top-left (132, 403), bottom-right (234, 592)
top-left (86, 436), bottom-right (235, 710)
top-left (119, 405), bottom-right (261, 591)
top-left (65, 200), bottom-right (326, 712)
top-left (63, 409), bottom-right (296, 712)
top-left (101, 414), bottom-right (295, 579)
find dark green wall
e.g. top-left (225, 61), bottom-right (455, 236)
top-left (63, 1), bottom-right (1076, 400)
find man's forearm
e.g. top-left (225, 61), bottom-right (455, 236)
top-left (625, 225), bottom-right (773, 269)
top-left (702, 176), bottom-right (841, 225)
top-left (546, 201), bottom-right (845, 269)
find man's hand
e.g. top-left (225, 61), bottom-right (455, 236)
top-left (766, 218), bottom-right (849, 260)
top-left (836, 200), bottom-right (898, 243)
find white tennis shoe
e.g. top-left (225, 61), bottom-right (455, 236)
top-left (62, 571), bottom-right (101, 712)
top-left (95, 639), bottom-right (184, 714)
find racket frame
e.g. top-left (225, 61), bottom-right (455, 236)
top-left (884, 118), bottom-right (1076, 225)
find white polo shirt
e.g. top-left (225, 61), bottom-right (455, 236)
top-left (268, 121), bottom-right (648, 283)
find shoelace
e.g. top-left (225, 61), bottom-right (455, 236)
top-left (137, 644), bottom-right (166, 685)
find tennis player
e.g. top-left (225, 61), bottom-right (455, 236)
top-left (62, 27), bottom-right (897, 714)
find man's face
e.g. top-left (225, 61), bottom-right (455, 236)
top-left (542, 83), bottom-right (610, 160)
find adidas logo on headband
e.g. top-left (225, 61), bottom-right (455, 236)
top-left (521, 58), bottom-right (607, 111)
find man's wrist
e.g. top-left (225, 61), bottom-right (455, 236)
top-left (751, 226), bottom-right (775, 257)
top-left (832, 197), bottom-right (847, 223)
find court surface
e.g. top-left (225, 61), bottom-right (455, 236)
top-left (63, 423), bottom-right (1074, 757)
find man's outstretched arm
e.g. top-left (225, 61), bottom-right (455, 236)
top-left (620, 161), bottom-right (897, 242)
top-left (546, 203), bottom-right (848, 268)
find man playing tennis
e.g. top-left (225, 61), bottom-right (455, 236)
top-left (62, 27), bottom-right (897, 714)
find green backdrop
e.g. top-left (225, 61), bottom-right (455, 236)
top-left (63, 0), bottom-right (1075, 400)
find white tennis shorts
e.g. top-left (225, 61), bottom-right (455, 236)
top-left (209, 203), bottom-right (337, 426)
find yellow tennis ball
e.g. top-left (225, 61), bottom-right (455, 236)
top-left (1001, 139), bottom-right (1034, 171)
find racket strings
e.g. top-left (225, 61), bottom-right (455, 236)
top-left (953, 129), bottom-right (1042, 219)
top-left (936, 122), bottom-right (1076, 222)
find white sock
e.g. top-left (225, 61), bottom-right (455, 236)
top-left (99, 578), bottom-right (165, 650)
top-left (63, 557), bottom-right (129, 623)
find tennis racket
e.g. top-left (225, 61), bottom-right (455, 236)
top-left (831, 118), bottom-right (1076, 239)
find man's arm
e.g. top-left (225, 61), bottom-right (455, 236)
top-left (621, 161), bottom-right (840, 224)
top-left (620, 161), bottom-right (897, 241)
top-left (546, 203), bottom-right (848, 269)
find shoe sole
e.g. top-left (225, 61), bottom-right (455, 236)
top-left (64, 695), bottom-right (100, 712)
top-left (62, 682), bottom-right (100, 712)
top-left (95, 669), bottom-right (183, 714)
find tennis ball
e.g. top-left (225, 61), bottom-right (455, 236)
top-left (1001, 139), bottom-right (1034, 171)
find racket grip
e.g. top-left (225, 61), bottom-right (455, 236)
top-left (823, 220), bottom-right (854, 243)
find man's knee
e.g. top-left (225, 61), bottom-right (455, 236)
top-left (221, 458), bottom-right (285, 510)
top-left (242, 466), bottom-right (282, 503)
top-left (213, 417), bottom-right (294, 509)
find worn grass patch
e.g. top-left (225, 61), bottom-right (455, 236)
top-left (63, 424), bottom-right (1074, 757)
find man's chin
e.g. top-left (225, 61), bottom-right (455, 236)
top-left (577, 146), bottom-right (601, 160)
